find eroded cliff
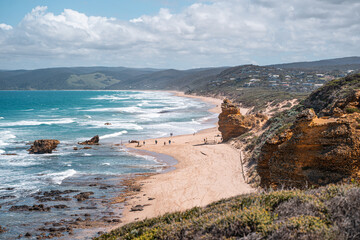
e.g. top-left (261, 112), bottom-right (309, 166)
top-left (218, 99), bottom-right (266, 141)
top-left (257, 74), bottom-right (360, 188)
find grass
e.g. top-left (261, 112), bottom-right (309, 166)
top-left (95, 182), bottom-right (360, 240)
top-left (187, 86), bottom-right (308, 112)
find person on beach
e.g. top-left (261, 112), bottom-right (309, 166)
top-left (155, 140), bottom-right (158, 144)
top-left (164, 141), bottom-right (166, 145)
top-left (169, 140), bottom-right (171, 144)
top-left (143, 141), bottom-right (145, 145)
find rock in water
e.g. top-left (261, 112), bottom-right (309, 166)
top-left (78, 135), bottom-right (99, 145)
top-left (218, 99), bottom-right (262, 141)
top-left (28, 140), bottom-right (60, 154)
top-left (0, 225), bottom-right (6, 233)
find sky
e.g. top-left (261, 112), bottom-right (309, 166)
top-left (0, 0), bottom-right (359, 70)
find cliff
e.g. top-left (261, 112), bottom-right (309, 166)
top-left (218, 99), bottom-right (266, 141)
top-left (257, 74), bottom-right (360, 188)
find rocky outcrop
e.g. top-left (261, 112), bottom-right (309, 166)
top-left (218, 99), bottom-right (265, 141)
top-left (255, 75), bottom-right (360, 189)
top-left (258, 108), bottom-right (360, 189)
top-left (78, 135), bottom-right (99, 145)
top-left (28, 140), bottom-right (60, 154)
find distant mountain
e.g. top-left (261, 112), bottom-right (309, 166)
top-left (269, 56), bottom-right (360, 70)
top-left (0, 66), bottom-right (226, 90)
top-left (0, 67), bottom-right (161, 90)
top-left (0, 57), bottom-right (359, 90)
top-left (106, 67), bottom-right (227, 90)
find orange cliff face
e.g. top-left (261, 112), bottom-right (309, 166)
top-left (258, 106), bottom-right (360, 189)
top-left (218, 99), bottom-right (266, 142)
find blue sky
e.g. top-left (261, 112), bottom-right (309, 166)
top-left (0, 0), bottom-right (195, 25)
top-left (0, 0), bottom-right (359, 70)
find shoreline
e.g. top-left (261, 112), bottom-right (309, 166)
top-left (107, 91), bottom-right (255, 232)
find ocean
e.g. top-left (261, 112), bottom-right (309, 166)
top-left (0, 90), bottom-right (216, 239)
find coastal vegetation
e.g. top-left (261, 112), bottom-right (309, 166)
top-left (96, 182), bottom-right (360, 240)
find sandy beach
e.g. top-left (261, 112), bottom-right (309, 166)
top-left (111, 92), bottom-right (255, 228)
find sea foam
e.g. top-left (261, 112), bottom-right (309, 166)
top-left (101, 130), bottom-right (128, 139)
top-left (0, 118), bottom-right (75, 127)
top-left (46, 169), bottom-right (77, 185)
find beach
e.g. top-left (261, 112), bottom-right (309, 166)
top-left (111, 92), bottom-right (255, 228)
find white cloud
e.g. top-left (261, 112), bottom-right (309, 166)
top-left (0, 23), bottom-right (13, 30)
top-left (0, 0), bottom-right (360, 69)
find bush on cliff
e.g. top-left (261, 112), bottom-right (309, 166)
top-left (95, 182), bottom-right (360, 240)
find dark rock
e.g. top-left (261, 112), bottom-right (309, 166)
top-left (34, 189), bottom-right (79, 202)
top-left (73, 192), bottom-right (94, 201)
top-left (78, 135), bottom-right (99, 145)
top-left (53, 205), bottom-right (69, 209)
top-left (28, 139), bottom-right (60, 154)
top-left (73, 147), bottom-right (78, 150)
top-left (9, 204), bottom-right (50, 212)
top-left (1, 153), bottom-right (17, 155)
top-left (25, 232), bottom-right (31, 237)
top-left (104, 123), bottom-right (112, 125)
top-left (148, 197), bottom-right (155, 200)
top-left (79, 206), bottom-right (97, 209)
top-left (0, 225), bottom-right (6, 233)
top-left (82, 147), bottom-right (92, 149)
top-left (63, 190), bottom-right (79, 194)
top-left (0, 195), bottom-right (16, 199)
top-left (130, 205), bottom-right (144, 212)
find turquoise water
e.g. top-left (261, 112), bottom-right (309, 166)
top-left (0, 90), bottom-right (216, 239)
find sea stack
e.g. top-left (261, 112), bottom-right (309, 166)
top-left (218, 99), bottom-right (258, 141)
top-left (28, 140), bottom-right (60, 154)
top-left (78, 135), bottom-right (100, 145)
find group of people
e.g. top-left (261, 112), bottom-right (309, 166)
top-left (154, 139), bottom-right (171, 145)
top-left (131, 133), bottom-right (173, 147)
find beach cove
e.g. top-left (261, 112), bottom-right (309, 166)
top-left (0, 90), bottom-right (219, 239)
top-left (109, 92), bottom-right (255, 230)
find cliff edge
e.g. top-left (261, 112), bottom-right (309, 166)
top-left (257, 74), bottom-right (360, 188)
top-left (218, 99), bottom-right (266, 141)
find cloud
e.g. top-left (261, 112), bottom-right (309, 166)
top-left (0, 0), bottom-right (360, 69)
top-left (0, 23), bottom-right (13, 30)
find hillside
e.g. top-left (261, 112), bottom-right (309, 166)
top-left (270, 56), bottom-right (360, 71)
top-left (0, 67), bottom-right (160, 90)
